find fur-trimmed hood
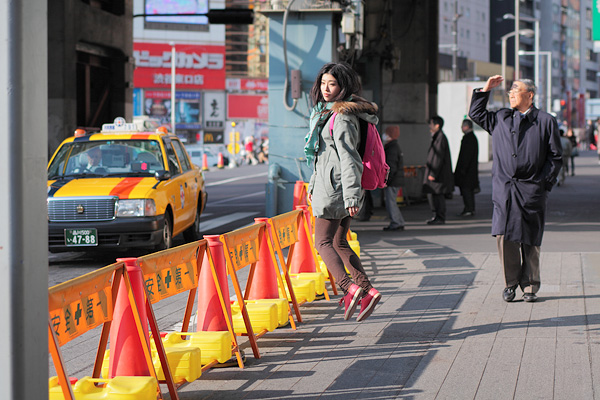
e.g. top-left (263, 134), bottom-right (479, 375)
top-left (331, 95), bottom-right (378, 115)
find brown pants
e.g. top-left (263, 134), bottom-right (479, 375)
top-left (497, 235), bottom-right (541, 294)
top-left (314, 216), bottom-right (372, 295)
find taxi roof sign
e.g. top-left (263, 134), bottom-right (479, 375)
top-left (101, 117), bottom-right (140, 133)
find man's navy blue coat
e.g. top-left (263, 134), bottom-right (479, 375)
top-left (469, 89), bottom-right (563, 246)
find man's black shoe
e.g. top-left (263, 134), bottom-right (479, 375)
top-left (383, 225), bottom-right (404, 231)
top-left (426, 218), bottom-right (445, 225)
top-left (523, 293), bottom-right (538, 302)
top-left (503, 286), bottom-right (517, 302)
top-left (457, 211), bottom-right (474, 217)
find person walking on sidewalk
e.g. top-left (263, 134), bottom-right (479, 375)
top-left (382, 125), bottom-right (406, 231)
top-left (454, 119), bottom-right (479, 217)
top-left (304, 62), bottom-right (381, 322)
top-left (469, 75), bottom-right (562, 303)
top-left (423, 116), bottom-right (454, 225)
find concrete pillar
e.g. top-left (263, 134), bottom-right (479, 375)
top-left (0, 0), bottom-right (49, 399)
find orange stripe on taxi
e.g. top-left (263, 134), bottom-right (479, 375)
top-left (109, 178), bottom-right (144, 199)
top-left (131, 134), bottom-right (151, 139)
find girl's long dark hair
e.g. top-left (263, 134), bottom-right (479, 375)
top-left (310, 62), bottom-right (361, 105)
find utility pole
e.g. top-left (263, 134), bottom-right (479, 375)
top-left (443, 1), bottom-right (463, 81)
top-left (515, 0), bottom-right (520, 79)
top-left (451, 1), bottom-right (462, 81)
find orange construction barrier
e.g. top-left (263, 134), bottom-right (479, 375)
top-left (48, 262), bottom-right (175, 400)
top-left (197, 235), bottom-right (232, 332)
top-left (201, 153), bottom-right (209, 171)
top-left (109, 257), bottom-right (150, 378)
top-left (136, 240), bottom-right (243, 372)
top-left (217, 152), bottom-right (225, 169)
top-left (219, 223), bottom-right (282, 359)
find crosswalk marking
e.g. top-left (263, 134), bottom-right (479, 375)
top-left (200, 211), bottom-right (257, 231)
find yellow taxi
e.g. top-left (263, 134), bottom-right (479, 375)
top-left (47, 117), bottom-right (207, 252)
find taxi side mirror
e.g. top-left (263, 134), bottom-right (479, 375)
top-left (154, 170), bottom-right (171, 181)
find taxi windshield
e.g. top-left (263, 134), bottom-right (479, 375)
top-left (48, 140), bottom-right (164, 180)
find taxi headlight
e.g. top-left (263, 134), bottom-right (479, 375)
top-left (116, 199), bottom-right (157, 217)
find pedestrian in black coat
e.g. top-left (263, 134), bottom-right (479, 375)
top-left (382, 125), bottom-right (405, 231)
top-left (454, 119), bottom-right (479, 216)
top-left (423, 115), bottom-right (453, 225)
top-left (469, 75), bottom-right (562, 303)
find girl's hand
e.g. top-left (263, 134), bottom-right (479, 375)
top-left (347, 206), bottom-right (359, 217)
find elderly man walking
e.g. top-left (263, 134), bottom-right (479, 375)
top-left (469, 75), bottom-right (562, 303)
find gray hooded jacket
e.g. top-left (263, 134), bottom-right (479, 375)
top-left (307, 97), bottom-right (379, 219)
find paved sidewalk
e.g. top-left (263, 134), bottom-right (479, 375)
top-left (176, 152), bottom-right (600, 399)
top-left (51, 152), bottom-right (600, 399)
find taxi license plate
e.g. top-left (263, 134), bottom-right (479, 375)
top-left (65, 228), bottom-right (98, 246)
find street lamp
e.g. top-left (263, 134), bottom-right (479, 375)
top-left (520, 50), bottom-right (552, 112)
top-left (170, 41), bottom-right (176, 135)
top-left (504, 13), bottom-right (540, 106)
top-left (501, 28), bottom-right (535, 98)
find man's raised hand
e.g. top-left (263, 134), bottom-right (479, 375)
top-left (482, 75), bottom-right (504, 92)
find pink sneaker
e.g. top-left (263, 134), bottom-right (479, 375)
top-left (356, 288), bottom-right (381, 322)
top-left (339, 284), bottom-right (363, 320)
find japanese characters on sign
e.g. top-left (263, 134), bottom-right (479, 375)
top-left (270, 211), bottom-right (301, 248)
top-left (133, 42), bottom-right (226, 90)
top-left (142, 261), bottom-right (198, 304)
top-left (223, 226), bottom-right (261, 272)
top-left (49, 268), bottom-right (115, 347)
top-left (203, 92), bottom-right (226, 130)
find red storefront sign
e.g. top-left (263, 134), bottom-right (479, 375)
top-left (133, 42), bottom-right (225, 90)
top-left (226, 78), bottom-right (269, 92)
top-left (227, 94), bottom-right (268, 120)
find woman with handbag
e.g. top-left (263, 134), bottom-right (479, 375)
top-left (304, 62), bottom-right (381, 322)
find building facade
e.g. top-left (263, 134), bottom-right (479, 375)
top-left (48, 0), bottom-right (134, 155)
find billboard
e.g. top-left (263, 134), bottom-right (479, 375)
top-left (144, 0), bottom-right (209, 31)
top-left (133, 42), bottom-right (225, 90)
top-left (227, 94), bottom-right (268, 120)
top-left (144, 90), bottom-right (201, 130)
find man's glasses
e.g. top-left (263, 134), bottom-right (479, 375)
top-left (506, 89), bottom-right (529, 97)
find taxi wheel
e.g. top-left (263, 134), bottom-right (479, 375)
top-left (183, 201), bottom-right (202, 242)
top-left (156, 212), bottom-right (173, 251)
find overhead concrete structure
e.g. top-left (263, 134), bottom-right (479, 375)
top-left (262, 0), bottom-right (438, 215)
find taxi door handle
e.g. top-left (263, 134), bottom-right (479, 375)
top-left (185, 182), bottom-right (188, 188)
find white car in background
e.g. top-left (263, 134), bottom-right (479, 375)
top-left (185, 144), bottom-right (229, 168)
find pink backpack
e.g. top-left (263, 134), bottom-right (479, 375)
top-left (329, 112), bottom-right (390, 190)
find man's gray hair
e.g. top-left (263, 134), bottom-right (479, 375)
top-left (516, 79), bottom-right (536, 95)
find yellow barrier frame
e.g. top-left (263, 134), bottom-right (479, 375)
top-left (136, 240), bottom-right (244, 371)
top-left (219, 223), bottom-right (269, 359)
top-left (48, 261), bottom-right (177, 400)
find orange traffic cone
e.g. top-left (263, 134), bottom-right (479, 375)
top-left (396, 187), bottom-right (404, 204)
top-left (196, 235), bottom-right (232, 331)
top-left (295, 204), bottom-right (313, 235)
top-left (289, 206), bottom-right (317, 274)
top-left (292, 181), bottom-right (307, 208)
top-left (108, 257), bottom-right (150, 378)
top-left (201, 153), bottom-right (209, 171)
top-left (217, 152), bottom-right (225, 169)
top-left (246, 218), bottom-right (279, 299)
